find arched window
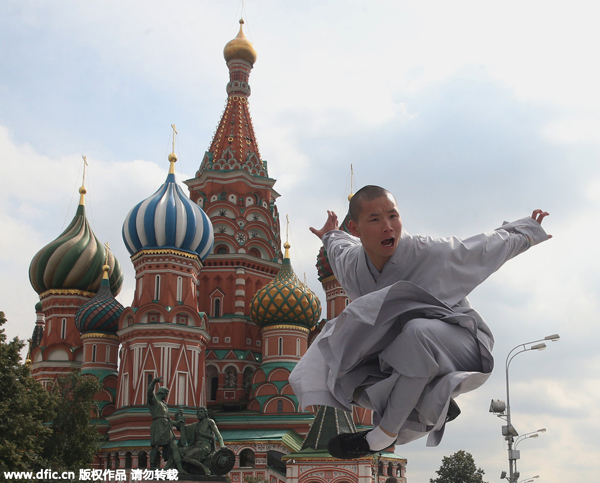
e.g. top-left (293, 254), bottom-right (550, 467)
top-left (220, 191), bottom-right (227, 201)
top-left (243, 367), bottom-right (254, 395)
top-left (91, 344), bottom-right (97, 363)
top-left (388, 462), bottom-right (394, 476)
top-left (296, 338), bottom-right (300, 357)
top-left (239, 449), bottom-right (255, 468)
top-left (224, 368), bottom-right (236, 389)
top-left (215, 245), bottom-right (229, 255)
top-left (278, 337), bottom-right (283, 356)
top-left (176, 276), bottom-right (183, 303)
top-left (176, 373), bottom-right (187, 406)
top-left (106, 453), bottom-right (112, 469)
top-left (137, 451), bottom-right (147, 469)
top-left (154, 275), bottom-right (161, 301)
top-left (378, 462), bottom-right (384, 476)
top-left (125, 452), bottom-right (132, 469)
top-left (61, 318), bottom-right (67, 339)
top-left (277, 400), bottom-right (283, 414)
top-left (248, 247), bottom-right (261, 258)
top-left (213, 298), bottom-right (221, 318)
top-left (106, 345), bottom-right (111, 363)
top-left (206, 366), bottom-right (219, 402)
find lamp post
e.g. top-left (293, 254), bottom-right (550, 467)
top-left (514, 429), bottom-right (546, 475)
top-left (490, 334), bottom-right (559, 483)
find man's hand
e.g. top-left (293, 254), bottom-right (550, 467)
top-left (309, 211), bottom-right (339, 239)
top-left (531, 209), bottom-right (552, 238)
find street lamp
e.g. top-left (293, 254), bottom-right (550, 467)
top-left (514, 429), bottom-right (546, 475)
top-left (489, 335), bottom-right (559, 483)
top-left (515, 428), bottom-right (546, 449)
top-left (517, 476), bottom-right (539, 483)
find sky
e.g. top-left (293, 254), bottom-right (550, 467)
top-left (1, 1), bottom-right (599, 482)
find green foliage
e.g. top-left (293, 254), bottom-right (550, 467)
top-left (43, 371), bottom-right (103, 472)
top-left (430, 450), bottom-right (488, 483)
top-left (0, 311), bottom-right (56, 472)
top-left (0, 311), bottom-right (103, 474)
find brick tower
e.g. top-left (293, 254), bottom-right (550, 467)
top-left (28, 181), bottom-right (123, 388)
top-left (185, 19), bottom-right (282, 411)
top-left (105, 146), bottom-right (214, 461)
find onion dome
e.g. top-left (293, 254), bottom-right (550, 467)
top-left (75, 265), bottom-right (124, 334)
top-left (122, 153), bottom-right (214, 260)
top-left (251, 243), bottom-right (321, 329)
top-left (29, 187), bottom-right (124, 296)
top-left (224, 19), bottom-right (257, 65)
top-left (316, 246), bottom-right (334, 281)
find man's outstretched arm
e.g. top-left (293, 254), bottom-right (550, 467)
top-left (531, 209), bottom-right (552, 238)
top-left (310, 210), bottom-right (339, 239)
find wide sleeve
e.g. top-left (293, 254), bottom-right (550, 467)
top-left (322, 231), bottom-right (373, 300)
top-left (402, 217), bottom-right (549, 306)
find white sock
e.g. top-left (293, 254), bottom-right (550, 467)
top-left (365, 426), bottom-right (397, 451)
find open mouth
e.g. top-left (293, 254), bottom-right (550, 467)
top-left (381, 237), bottom-right (395, 247)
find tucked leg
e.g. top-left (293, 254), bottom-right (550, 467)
top-left (377, 318), bottom-right (482, 433)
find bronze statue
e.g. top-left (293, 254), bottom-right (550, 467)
top-left (146, 376), bottom-right (234, 475)
top-left (147, 377), bottom-right (186, 473)
top-left (179, 407), bottom-right (234, 475)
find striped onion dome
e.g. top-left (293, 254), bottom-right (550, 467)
top-left (122, 158), bottom-right (214, 260)
top-left (251, 243), bottom-right (321, 329)
top-left (75, 266), bottom-right (124, 334)
top-left (29, 193), bottom-right (124, 296)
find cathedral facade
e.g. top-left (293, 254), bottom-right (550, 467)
top-left (27, 20), bottom-right (406, 483)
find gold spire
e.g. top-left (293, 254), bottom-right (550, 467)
top-left (347, 164), bottom-right (354, 201)
top-left (168, 124), bottom-right (178, 174)
top-left (284, 214), bottom-right (291, 259)
top-left (102, 242), bottom-right (111, 279)
top-left (79, 155), bottom-right (88, 205)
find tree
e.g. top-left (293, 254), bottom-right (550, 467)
top-left (0, 311), bottom-right (103, 474)
top-left (430, 450), bottom-right (488, 483)
top-left (42, 371), bottom-right (103, 472)
top-left (0, 311), bottom-right (56, 472)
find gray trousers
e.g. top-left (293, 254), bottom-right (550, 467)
top-left (353, 318), bottom-right (483, 435)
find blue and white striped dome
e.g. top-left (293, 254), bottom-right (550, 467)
top-left (122, 172), bottom-right (214, 260)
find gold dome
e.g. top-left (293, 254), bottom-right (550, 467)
top-left (224, 19), bottom-right (257, 65)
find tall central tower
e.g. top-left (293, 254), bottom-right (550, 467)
top-left (185, 20), bottom-right (282, 409)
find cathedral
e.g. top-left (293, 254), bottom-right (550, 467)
top-left (26, 19), bottom-right (407, 483)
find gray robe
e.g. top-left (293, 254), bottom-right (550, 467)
top-left (289, 217), bottom-right (548, 446)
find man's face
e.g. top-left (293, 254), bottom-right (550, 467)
top-left (197, 409), bottom-right (207, 421)
top-left (157, 389), bottom-right (169, 401)
top-left (348, 193), bottom-right (403, 271)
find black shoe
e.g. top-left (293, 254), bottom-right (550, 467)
top-left (328, 430), bottom-right (384, 459)
top-left (446, 398), bottom-right (461, 423)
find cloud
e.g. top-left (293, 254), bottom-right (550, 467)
top-left (2, 3), bottom-right (600, 483)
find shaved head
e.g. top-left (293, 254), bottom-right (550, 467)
top-left (349, 185), bottom-right (395, 221)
